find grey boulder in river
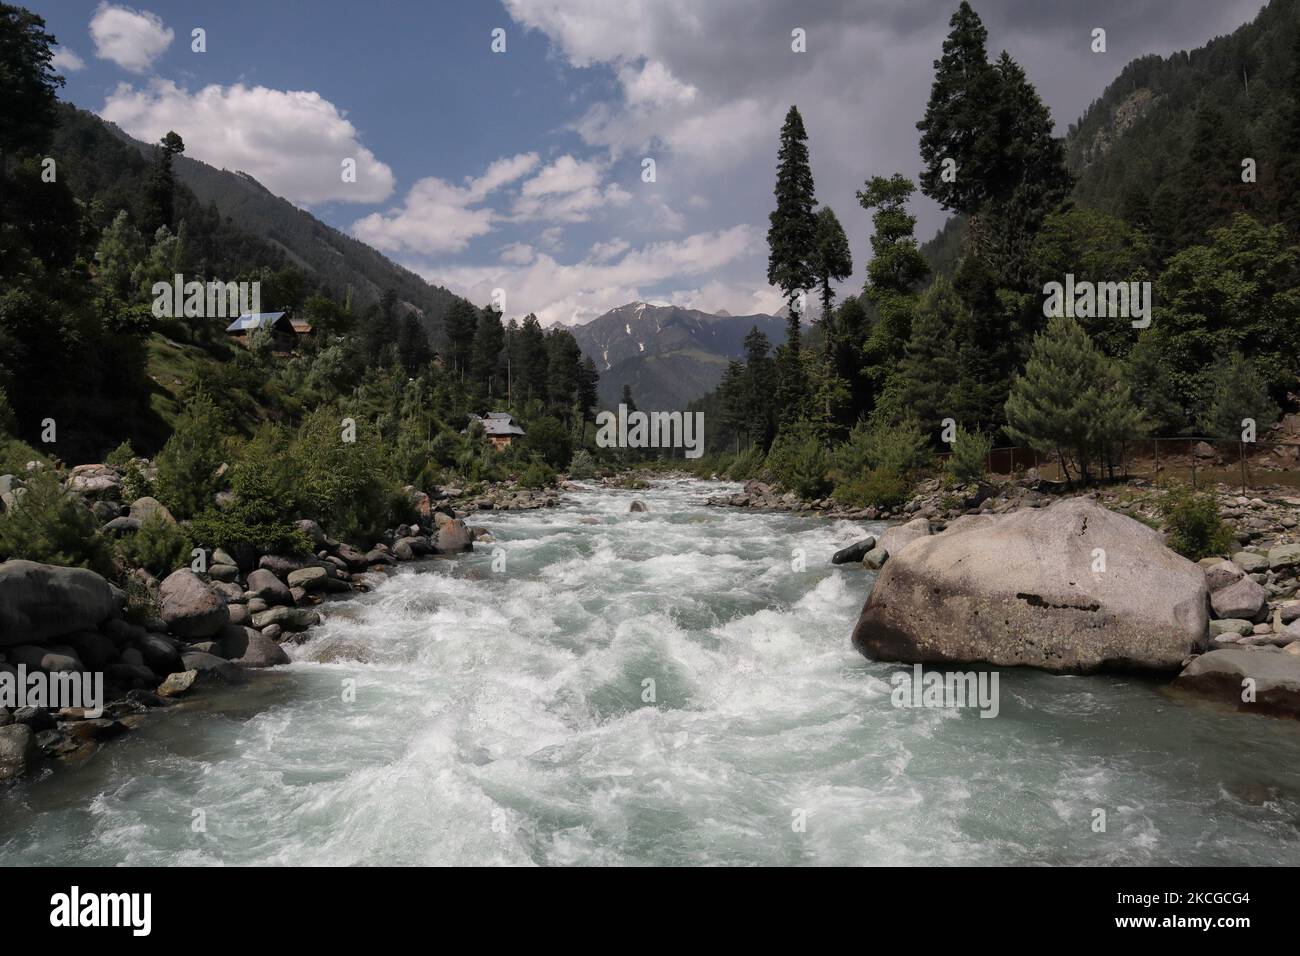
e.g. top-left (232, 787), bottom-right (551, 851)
top-left (851, 497), bottom-right (1208, 673)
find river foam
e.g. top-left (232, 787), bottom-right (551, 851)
top-left (2, 478), bottom-right (1300, 865)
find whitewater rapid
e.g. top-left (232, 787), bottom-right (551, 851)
top-left (3, 478), bottom-right (1300, 865)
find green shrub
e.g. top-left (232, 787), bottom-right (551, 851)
top-left (946, 426), bottom-right (992, 485)
top-left (835, 417), bottom-right (931, 477)
top-left (765, 423), bottom-right (832, 499)
top-left (523, 416), bottom-right (572, 470)
top-left (0, 470), bottom-right (114, 575)
top-left (724, 445), bottom-right (766, 481)
top-left (567, 449), bottom-right (597, 478)
top-left (519, 460), bottom-right (556, 489)
top-left (155, 392), bottom-right (228, 519)
top-left (1158, 483), bottom-right (1234, 560)
top-left (117, 513), bottom-right (193, 577)
top-left (832, 467), bottom-right (911, 510)
top-left (105, 440), bottom-right (135, 468)
top-left (291, 410), bottom-right (407, 544)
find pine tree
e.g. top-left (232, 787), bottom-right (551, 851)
top-left (471, 305), bottom-right (505, 400)
top-left (898, 277), bottom-right (962, 438)
top-left (767, 105), bottom-right (819, 310)
top-left (144, 131), bottom-right (184, 234)
top-left (767, 105), bottom-right (818, 424)
top-left (443, 299), bottom-right (479, 379)
top-left (576, 355), bottom-right (599, 423)
top-left (620, 383), bottom-right (637, 413)
top-left (1004, 315), bottom-right (1138, 484)
top-left (517, 313), bottom-right (549, 402)
top-left (812, 205), bottom-right (853, 357)
top-left (742, 326), bottom-right (777, 450)
top-left (1200, 352), bottom-right (1280, 442)
top-left (858, 174), bottom-right (930, 416)
top-left (396, 312), bottom-right (431, 378)
top-left (916, 1), bottom-right (1000, 216)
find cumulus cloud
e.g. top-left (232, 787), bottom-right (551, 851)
top-left (99, 79), bottom-right (395, 206)
top-left (89, 3), bottom-right (173, 73)
top-left (351, 152), bottom-right (539, 255)
top-left (425, 224), bottom-right (764, 326)
top-left (51, 47), bottom-right (86, 73)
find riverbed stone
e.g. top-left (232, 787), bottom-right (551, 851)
top-left (861, 547), bottom-right (889, 570)
top-left (1210, 619), bottom-right (1255, 638)
top-left (1233, 551), bottom-right (1268, 573)
top-left (287, 566), bottom-right (329, 591)
top-left (158, 569), bottom-right (228, 639)
top-left (222, 626), bottom-right (290, 668)
top-left (179, 651), bottom-right (244, 684)
top-left (0, 560), bottom-right (121, 646)
top-left (1211, 576), bottom-right (1269, 620)
top-left (245, 569), bottom-right (293, 606)
top-left (157, 670), bottom-right (197, 698)
top-left (0, 724), bottom-right (37, 780)
top-left (833, 537), bottom-right (877, 565)
top-left (1269, 543), bottom-right (1300, 571)
top-left (852, 498), bottom-right (1208, 673)
top-left (1204, 560), bottom-right (1245, 592)
top-left (1174, 646), bottom-right (1300, 717)
top-left (433, 519), bottom-right (473, 554)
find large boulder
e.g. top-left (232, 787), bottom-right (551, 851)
top-left (158, 569), bottom-right (228, 639)
top-left (0, 560), bottom-right (121, 647)
top-left (851, 498), bottom-right (1208, 673)
top-left (1173, 647), bottom-right (1300, 717)
top-left (433, 519), bottom-right (473, 554)
top-left (878, 518), bottom-right (931, 558)
top-left (128, 496), bottom-right (175, 525)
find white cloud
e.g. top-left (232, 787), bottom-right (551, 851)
top-left (425, 224), bottom-right (761, 326)
top-left (351, 152), bottom-right (539, 254)
top-left (510, 155), bottom-right (633, 223)
top-left (499, 242), bottom-right (536, 264)
top-left (99, 79), bottom-right (395, 206)
top-left (619, 60), bottom-right (696, 107)
top-left (89, 3), bottom-right (174, 73)
top-left (51, 47), bottom-right (86, 73)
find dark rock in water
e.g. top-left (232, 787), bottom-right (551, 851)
top-left (221, 625), bottom-right (289, 668)
top-left (157, 670), bottom-right (198, 698)
top-left (132, 631), bottom-right (182, 675)
top-left (629, 500), bottom-right (648, 513)
top-left (1174, 646), bottom-right (1300, 717)
top-left (13, 706), bottom-right (55, 731)
top-left (852, 498), bottom-right (1207, 674)
top-left (158, 569), bottom-right (228, 639)
top-left (334, 543), bottom-right (369, 571)
top-left (65, 718), bottom-right (129, 743)
top-left (179, 651), bottom-right (245, 684)
top-left (63, 630), bottom-right (117, 669)
top-left (0, 724), bottom-right (37, 779)
top-left (0, 560), bottom-right (122, 646)
top-left (832, 537), bottom-right (876, 565)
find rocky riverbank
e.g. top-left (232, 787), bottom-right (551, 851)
top-left (0, 458), bottom-right (569, 783)
top-left (833, 484), bottom-right (1300, 720)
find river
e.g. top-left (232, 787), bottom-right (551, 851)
top-left (2, 478), bottom-right (1299, 865)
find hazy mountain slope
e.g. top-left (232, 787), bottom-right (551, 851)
top-left (570, 302), bottom-right (787, 410)
top-left (102, 119), bottom-right (463, 342)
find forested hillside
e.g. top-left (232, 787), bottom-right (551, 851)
top-left (694, 0), bottom-right (1300, 505)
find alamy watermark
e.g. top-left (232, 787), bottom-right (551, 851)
top-left (151, 274), bottom-right (261, 319)
top-left (1042, 273), bottom-right (1151, 329)
top-left (595, 404), bottom-right (705, 459)
top-left (890, 663), bottom-right (1000, 718)
top-left (1, 665), bottom-right (103, 718)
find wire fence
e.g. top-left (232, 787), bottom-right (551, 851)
top-left (972, 438), bottom-right (1300, 492)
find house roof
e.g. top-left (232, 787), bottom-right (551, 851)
top-left (225, 312), bottom-right (288, 333)
top-left (289, 318), bottom-right (314, 333)
top-left (468, 412), bottom-right (526, 437)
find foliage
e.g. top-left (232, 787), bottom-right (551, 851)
top-left (519, 460), bottom-right (556, 489)
top-left (946, 425), bottom-right (992, 484)
top-left (0, 470), bottom-right (113, 575)
top-left (523, 415), bottom-right (572, 470)
top-left (1158, 482), bottom-right (1234, 560)
top-left (765, 422), bottom-right (832, 499)
top-left (116, 513), bottom-right (192, 577)
top-left (154, 392), bottom-right (228, 519)
top-left (1200, 352), bottom-right (1281, 442)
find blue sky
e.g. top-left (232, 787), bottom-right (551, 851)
top-left (32, 0), bottom-right (1267, 325)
